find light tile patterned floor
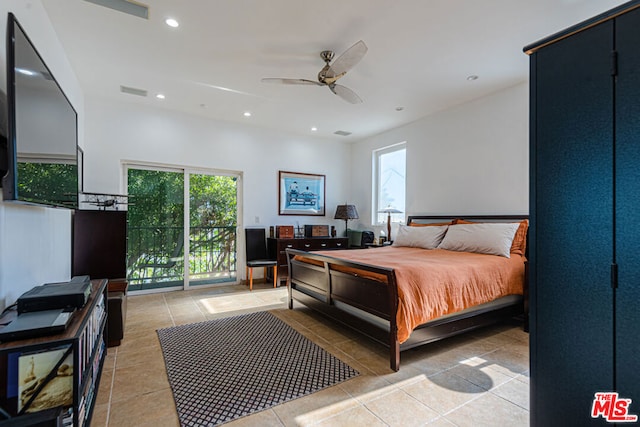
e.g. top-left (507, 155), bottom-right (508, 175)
top-left (92, 282), bottom-right (530, 426)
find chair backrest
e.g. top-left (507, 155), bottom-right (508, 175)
top-left (245, 228), bottom-right (268, 262)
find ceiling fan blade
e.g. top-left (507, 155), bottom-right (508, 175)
top-left (330, 84), bottom-right (363, 104)
top-left (328, 40), bottom-right (368, 77)
top-left (261, 78), bottom-right (322, 86)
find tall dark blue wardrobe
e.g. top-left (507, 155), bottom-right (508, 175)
top-left (526, 1), bottom-right (640, 426)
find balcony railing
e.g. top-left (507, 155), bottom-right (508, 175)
top-left (127, 225), bottom-right (237, 290)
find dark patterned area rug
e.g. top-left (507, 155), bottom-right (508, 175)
top-left (157, 311), bottom-right (359, 426)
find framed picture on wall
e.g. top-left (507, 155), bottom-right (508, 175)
top-left (279, 171), bottom-right (325, 216)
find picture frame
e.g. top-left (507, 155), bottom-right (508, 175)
top-left (279, 171), bottom-right (325, 216)
top-left (18, 345), bottom-right (74, 413)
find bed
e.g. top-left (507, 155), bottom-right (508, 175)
top-left (285, 215), bottom-right (528, 371)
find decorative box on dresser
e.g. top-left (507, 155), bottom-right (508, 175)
top-left (268, 237), bottom-right (348, 279)
top-left (525, 1), bottom-right (640, 425)
top-left (0, 279), bottom-right (108, 426)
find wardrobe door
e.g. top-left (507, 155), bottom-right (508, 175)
top-left (615, 8), bottom-right (640, 405)
top-left (531, 21), bottom-right (614, 425)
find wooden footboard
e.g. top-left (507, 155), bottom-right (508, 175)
top-left (286, 249), bottom-right (402, 370)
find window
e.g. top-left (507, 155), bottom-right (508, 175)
top-left (373, 142), bottom-right (406, 225)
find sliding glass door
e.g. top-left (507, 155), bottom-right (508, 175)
top-left (126, 165), bottom-right (238, 292)
top-left (188, 173), bottom-right (237, 286)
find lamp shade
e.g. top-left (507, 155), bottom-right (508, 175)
top-left (378, 206), bottom-right (403, 214)
top-left (334, 204), bottom-right (359, 220)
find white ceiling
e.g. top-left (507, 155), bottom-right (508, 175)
top-left (40, 0), bottom-right (627, 142)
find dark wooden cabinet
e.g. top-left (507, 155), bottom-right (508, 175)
top-left (72, 210), bottom-right (127, 280)
top-left (526, 2), bottom-right (640, 425)
top-left (268, 237), bottom-right (348, 277)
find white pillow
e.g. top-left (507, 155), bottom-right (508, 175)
top-left (437, 223), bottom-right (520, 258)
top-left (392, 225), bottom-right (448, 249)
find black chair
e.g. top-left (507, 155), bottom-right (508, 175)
top-left (245, 228), bottom-right (277, 291)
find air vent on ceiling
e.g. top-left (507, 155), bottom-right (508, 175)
top-left (84, 0), bottom-right (149, 19)
top-left (334, 130), bottom-right (352, 136)
top-left (120, 85), bottom-right (148, 97)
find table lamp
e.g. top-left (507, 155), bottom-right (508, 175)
top-left (378, 206), bottom-right (403, 241)
top-left (334, 204), bottom-right (359, 236)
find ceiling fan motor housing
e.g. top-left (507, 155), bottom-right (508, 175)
top-left (320, 50), bottom-right (335, 63)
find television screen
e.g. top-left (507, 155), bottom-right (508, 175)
top-left (1, 13), bottom-right (78, 208)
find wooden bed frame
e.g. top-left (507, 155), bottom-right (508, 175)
top-left (285, 215), bottom-right (529, 371)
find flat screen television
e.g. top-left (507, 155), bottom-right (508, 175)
top-left (1, 13), bottom-right (79, 208)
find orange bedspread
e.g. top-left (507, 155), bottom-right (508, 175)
top-left (307, 247), bottom-right (525, 343)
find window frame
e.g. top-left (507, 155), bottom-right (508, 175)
top-left (372, 142), bottom-right (406, 226)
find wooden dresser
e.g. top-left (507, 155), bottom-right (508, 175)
top-left (267, 237), bottom-right (348, 279)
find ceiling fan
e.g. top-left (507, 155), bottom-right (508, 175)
top-left (262, 40), bottom-right (368, 104)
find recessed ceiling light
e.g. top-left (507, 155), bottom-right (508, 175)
top-left (156, 93), bottom-right (165, 99)
top-left (467, 75), bottom-right (479, 81)
top-left (311, 127), bottom-right (318, 132)
top-left (395, 107), bottom-right (404, 112)
top-left (165, 18), bottom-right (179, 28)
top-left (243, 111), bottom-right (252, 117)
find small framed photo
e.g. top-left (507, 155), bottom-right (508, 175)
top-left (18, 345), bottom-right (73, 413)
top-left (279, 171), bottom-right (325, 216)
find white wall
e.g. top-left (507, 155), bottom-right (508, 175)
top-left (0, 0), bottom-right (84, 310)
top-left (349, 83), bottom-right (529, 235)
top-left (83, 98), bottom-right (350, 221)
top-left (82, 97), bottom-right (351, 277)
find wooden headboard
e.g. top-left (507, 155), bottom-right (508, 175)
top-left (407, 214), bottom-right (529, 225)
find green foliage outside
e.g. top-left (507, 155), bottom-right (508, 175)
top-left (17, 162), bottom-right (78, 207)
top-left (127, 169), bottom-right (237, 289)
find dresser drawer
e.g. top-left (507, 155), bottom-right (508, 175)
top-left (327, 239), bottom-right (347, 249)
top-left (267, 237), bottom-right (349, 279)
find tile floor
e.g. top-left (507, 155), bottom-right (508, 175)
top-left (92, 282), bottom-right (530, 427)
